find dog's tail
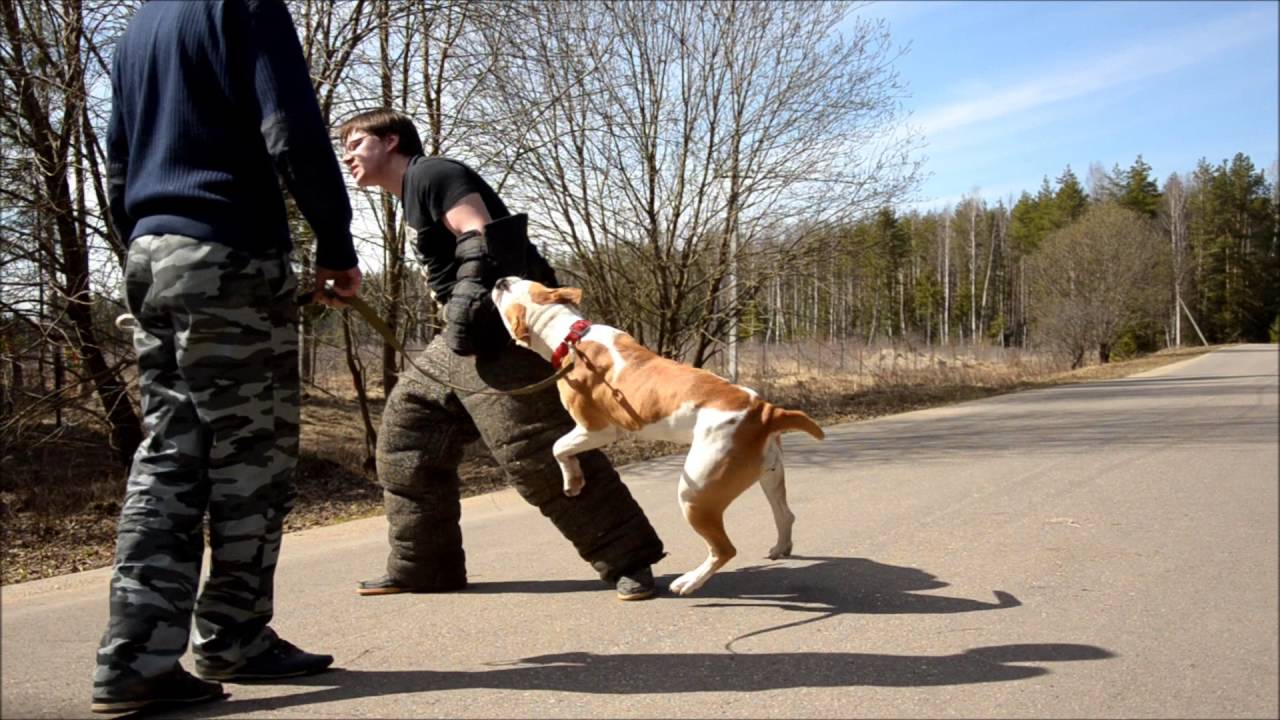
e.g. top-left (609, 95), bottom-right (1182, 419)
top-left (761, 403), bottom-right (825, 441)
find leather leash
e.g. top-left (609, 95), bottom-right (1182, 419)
top-left (297, 289), bottom-right (573, 397)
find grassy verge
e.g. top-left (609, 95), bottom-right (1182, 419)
top-left (0, 344), bottom-right (1213, 585)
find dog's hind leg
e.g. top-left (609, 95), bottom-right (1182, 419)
top-left (758, 436), bottom-right (794, 560)
top-left (669, 496), bottom-right (736, 596)
top-left (670, 438), bottom-right (763, 595)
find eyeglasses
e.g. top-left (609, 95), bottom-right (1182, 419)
top-left (343, 134), bottom-right (373, 154)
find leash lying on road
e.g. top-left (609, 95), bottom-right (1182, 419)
top-left (297, 289), bottom-right (573, 397)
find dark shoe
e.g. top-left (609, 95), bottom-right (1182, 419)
top-left (196, 638), bottom-right (333, 682)
top-left (616, 566), bottom-right (657, 601)
top-left (357, 575), bottom-right (411, 596)
top-left (357, 572), bottom-right (466, 595)
top-left (91, 666), bottom-right (226, 714)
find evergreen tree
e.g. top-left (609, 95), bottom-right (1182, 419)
top-left (1009, 182), bottom-right (1054, 255)
top-left (1220, 153), bottom-right (1276, 339)
top-left (1117, 155), bottom-right (1162, 218)
top-left (1054, 165), bottom-right (1089, 224)
top-left (1185, 154), bottom-right (1276, 341)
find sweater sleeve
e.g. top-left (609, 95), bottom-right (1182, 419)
top-left (106, 73), bottom-right (135, 245)
top-left (239, 0), bottom-right (356, 270)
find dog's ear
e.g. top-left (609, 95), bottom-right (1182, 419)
top-left (548, 287), bottom-right (583, 305)
top-left (504, 302), bottom-right (529, 343)
top-left (530, 284), bottom-right (582, 306)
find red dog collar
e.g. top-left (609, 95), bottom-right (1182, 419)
top-left (550, 319), bottom-right (593, 369)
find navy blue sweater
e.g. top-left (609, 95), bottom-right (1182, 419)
top-left (108, 0), bottom-right (356, 270)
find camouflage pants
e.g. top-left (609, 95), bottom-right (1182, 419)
top-left (94, 234), bottom-right (299, 691)
top-left (377, 336), bottom-right (665, 588)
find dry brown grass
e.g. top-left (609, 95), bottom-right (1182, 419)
top-left (0, 341), bottom-right (1215, 585)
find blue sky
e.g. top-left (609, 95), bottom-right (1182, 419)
top-left (849, 0), bottom-right (1280, 211)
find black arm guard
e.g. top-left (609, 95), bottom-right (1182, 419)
top-left (474, 214), bottom-right (559, 287)
top-left (443, 278), bottom-right (508, 357)
top-left (454, 230), bottom-right (488, 282)
top-left (444, 229), bottom-right (508, 356)
top-left (441, 215), bottom-right (560, 356)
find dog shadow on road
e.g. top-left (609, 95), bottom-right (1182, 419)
top-left (669, 554), bottom-right (1021, 652)
top-left (174, 556), bottom-right (1114, 718)
top-left (683, 554), bottom-right (1020, 614)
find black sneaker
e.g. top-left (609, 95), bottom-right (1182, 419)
top-left (196, 638), bottom-right (333, 682)
top-left (91, 666), bottom-right (226, 714)
top-left (615, 566), bottom-right (657, 601)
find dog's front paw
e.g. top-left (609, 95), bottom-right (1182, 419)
top-left (559, 456), bottom-right (584, 496)
top-left (563, 475), bottom-right (584, 496)
top-left (767, 542), bottom-right (793, 560)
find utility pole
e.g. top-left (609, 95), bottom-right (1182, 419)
top-left (1179, 297), bottom-right (1209, 346)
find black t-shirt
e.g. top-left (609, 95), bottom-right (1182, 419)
top-left (403, 156), bottom-right (509, 299)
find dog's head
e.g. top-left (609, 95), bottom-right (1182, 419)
top-left (491, 276), bottom-right (584, 347)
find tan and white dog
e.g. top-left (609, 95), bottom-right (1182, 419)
top-left (491, 277), bottom-right (825, 596)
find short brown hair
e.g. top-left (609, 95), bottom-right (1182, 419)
top-left (337, 109), bottom-right (424, 158)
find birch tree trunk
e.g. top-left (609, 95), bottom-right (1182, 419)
top-left (942, 213), bottom-right (951, 344)
top-left (968, 198), bottom-right (978, 341)
top-left (979, 208), bottom-right (1000, 341)
top-left (1161, 173), bottom-right (1189, 347)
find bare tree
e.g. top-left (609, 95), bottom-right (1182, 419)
top-left (291, 0), bottom-right (372, 385)
top-left (474, 0), bottom-right (920, 362)
top-left (1029, 203), bottom-right (1171, 368)
top-left (0, 0), bottom-right (141, 465)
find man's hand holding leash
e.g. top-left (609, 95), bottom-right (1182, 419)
top-left (314, 264), bottom-right (363, 308)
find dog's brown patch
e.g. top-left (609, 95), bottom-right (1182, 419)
top-left (557, 334), bottom-right (757, 434)
top-left (504, 302), bottom-right (530, 343)
top-left (529, 283), bottom-right (582, 306)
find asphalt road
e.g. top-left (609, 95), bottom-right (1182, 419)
top-left (3, 344), bottom-right (1276, 719)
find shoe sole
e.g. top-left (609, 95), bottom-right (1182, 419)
top-left (196, 665), bottom-right (332, 682)
top-left (91, 691), bottom-right (227, 714)
top-left (616, 588), bottom-right (655, 601)
top-left (356, 585), bottom-right (409, 596)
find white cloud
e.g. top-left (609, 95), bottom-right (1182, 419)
top-left (915, 5), bottom-right (1276, 137)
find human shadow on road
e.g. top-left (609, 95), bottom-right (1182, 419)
top-left (178, 643), bottom-right (1112, 717)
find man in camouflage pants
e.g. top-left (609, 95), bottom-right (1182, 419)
top-left (93, 1), bottom-right (360, 714)
top-left (100, 237), bottom-right (302, 687)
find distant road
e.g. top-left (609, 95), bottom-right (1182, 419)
top-left (3, 344), bottom-right (1276, 718)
